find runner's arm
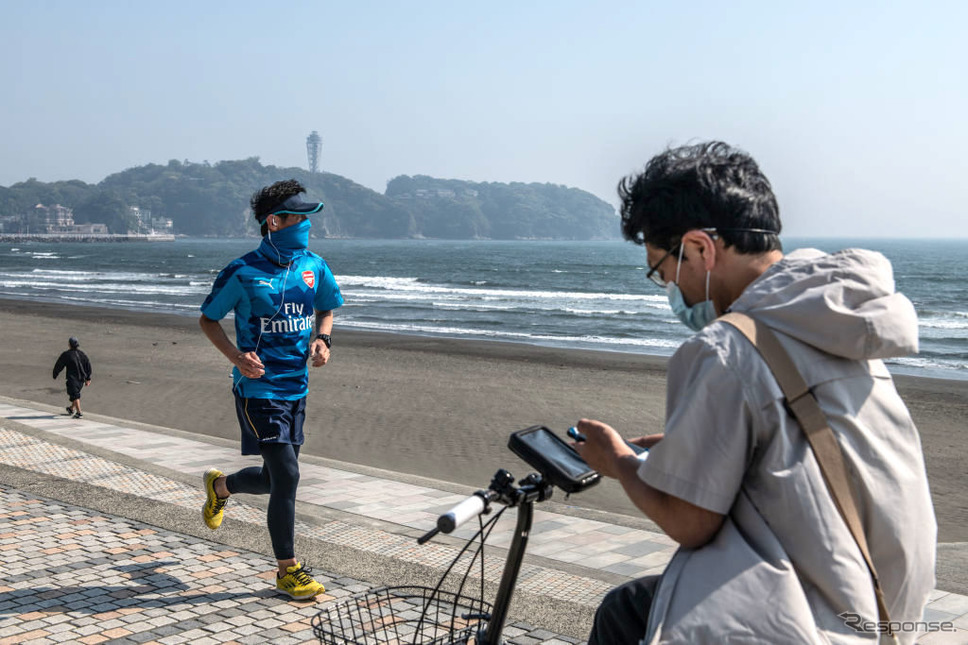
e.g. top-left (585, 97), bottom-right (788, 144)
top-left (310, 309), bottom-right (333, 367)
top-left (199, 314), bottom-right (265, 378)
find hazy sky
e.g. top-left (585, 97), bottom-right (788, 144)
top-left (3, 1), bottom-right (966, 237)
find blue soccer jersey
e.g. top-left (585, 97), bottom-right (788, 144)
top-left (201, 248), bottom-right (343, 400)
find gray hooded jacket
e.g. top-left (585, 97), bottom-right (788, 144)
top-left (640, 248), bottom-right (936, 644)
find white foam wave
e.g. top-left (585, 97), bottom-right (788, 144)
top-left (340, 287), bottom-right (670, 317)
top-left (57, 294), bottom-right (199, 312)
top-left (563, 307), bottom-right (654, 316)
top-left (430, 302), bottom-right (517, 312)
top-left (29, 268), bottom-right (88, 275)
top-left (919, 319), bottom-right (968, 331)
top-left (23, 268), bottom-right (182, 283)
top-left (339, 319), bottom-right (682, 350)
top-left (336, 274), bottom-right (663, 303)
top-left (0, 279), bottom-right (207, 296)
top-left (887, 356), bottom-right (967, 372)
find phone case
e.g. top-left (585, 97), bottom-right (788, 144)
top-left (508, 425), bottom-right (601, 494)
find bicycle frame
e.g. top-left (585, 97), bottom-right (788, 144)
top-left (477, 490), bottom-right (534, 645)
top-left (319, 468), bottom-right (557, 645)
top-left (456, 469), bottom-right (551, 645)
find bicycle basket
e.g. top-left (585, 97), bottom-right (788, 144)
top-left (312, 585), bottom-right (493, 645)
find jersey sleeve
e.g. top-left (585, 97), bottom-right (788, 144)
top-left (314, 259), bottom-right (344, 312)
top-left (200, 261), bottom-right (244, 321)
top-left (637, 336), bottom-right (755, 515)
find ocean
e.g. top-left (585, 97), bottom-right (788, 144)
top-left (0, 237), bottom-right (965, 381)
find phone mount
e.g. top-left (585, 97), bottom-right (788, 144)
top-left (508, 426), bottom-right (601, 494)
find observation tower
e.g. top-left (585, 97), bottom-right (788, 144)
top-left (306, 131), bottom-right (322, 173)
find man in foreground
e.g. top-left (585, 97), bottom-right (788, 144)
top-left (198, 179), bottom-right (343, 600)
top-left (574, 142), bottom-right (935, 644)
top-left (53, 336), bottom-right (92, 419)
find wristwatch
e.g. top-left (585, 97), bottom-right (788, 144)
top-left (315, 333), bottom-right (332, 348)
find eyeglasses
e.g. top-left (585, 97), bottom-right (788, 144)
top-left (644, 227), bottom-right (776, 287)
top-left (645, 243), bottom-right (680, 287)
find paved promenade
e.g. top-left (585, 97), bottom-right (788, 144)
top-left (1, 397), bottom-right (966, 644)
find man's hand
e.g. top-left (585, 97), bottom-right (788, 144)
top-left (84, 380), bottom-right (91, 387)
top-left (572, 418), bottom-right (639, 479)
top-left (234, 351), bottom-right (265, 379)
top-left (309, 339), bottom-right (330, 367)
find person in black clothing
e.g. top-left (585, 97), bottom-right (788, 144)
top-left (53, 337), bottom-right (92, 418)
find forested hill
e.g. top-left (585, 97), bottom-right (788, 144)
top-left (385, 175), bottom-right (617, 240)
top-left (0, 158), bottom-right (619, 239)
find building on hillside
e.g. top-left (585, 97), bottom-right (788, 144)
top-left (129, 206), bottom-right (150, 233)
top-left (18, 204), bottom-right (110, 235)
top-left (0, 214), bottom-right (25, 234)
top-left (150, 216), bottom-right (173, 234)
top-left (36, 203), bottom-right (75, 232)
top-left (72, 223), bottom-right (109, 234)
top-left (129, 206), bottom-right (174, 235)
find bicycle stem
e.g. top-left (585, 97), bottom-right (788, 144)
top-left (479, 472), bottom-right (551, 645)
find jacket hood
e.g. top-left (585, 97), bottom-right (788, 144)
top-left (728, 248), bottom-right (919, 360)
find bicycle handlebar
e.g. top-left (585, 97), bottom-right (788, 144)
top-left (437, 491), bottom-right (491, 534)
top-left (417, 469), bottom-right (551, 546)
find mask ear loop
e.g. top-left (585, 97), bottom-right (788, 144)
top-left (674, 243), bottom-right (685, 284)
top-left (675, 238), bottom-right (713, 300)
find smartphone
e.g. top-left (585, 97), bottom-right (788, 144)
top-left (567, 426), bottom-right (648, 456)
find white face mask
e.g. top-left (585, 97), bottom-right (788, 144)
top-left (666, 243), bottom-right (717, 331)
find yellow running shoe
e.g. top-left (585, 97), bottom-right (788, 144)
top-left (202, 468), bottom-right (227, 530)
top-left (276, 562), bottom-right (325, 600)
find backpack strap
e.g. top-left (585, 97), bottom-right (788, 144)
top-left (720, 312), bottom-right (894, 636)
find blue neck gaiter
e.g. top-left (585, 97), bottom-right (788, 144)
top-left (260, 219), bottom-right (311, 265)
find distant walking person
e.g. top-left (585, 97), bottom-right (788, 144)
top-left (53, 337), bottom-right (92, 419)
top-left (198, 179), bottom-right (343, 601)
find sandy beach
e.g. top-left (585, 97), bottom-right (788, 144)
top-left (3, 298), bottom-right (965, 543)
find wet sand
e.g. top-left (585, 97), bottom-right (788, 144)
top-left (3, 298), bottom-right (965, 542)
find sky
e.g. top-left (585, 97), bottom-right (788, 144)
top-left (2, 1), bottom-right (966, 238)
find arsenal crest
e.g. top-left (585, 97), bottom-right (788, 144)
top-left (302, 271), bottom-right (315, 288)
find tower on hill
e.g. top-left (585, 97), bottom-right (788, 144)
top-left (306, 131), bottom-right (322, 173)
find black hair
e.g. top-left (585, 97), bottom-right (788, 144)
top-left (618, 141), bottom-right (782, 254)
top-left (251, 179), bottom-right (306, 236)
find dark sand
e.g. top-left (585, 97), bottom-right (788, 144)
top-left (3, 298), bottom-right (965, 542)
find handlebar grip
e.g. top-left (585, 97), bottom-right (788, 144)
top-left (437, 493), bottom-right (487, 534)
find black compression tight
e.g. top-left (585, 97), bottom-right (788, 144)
top-left (224, 443), bottom-right (301, 561)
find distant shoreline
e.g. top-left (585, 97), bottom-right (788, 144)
top-left (0, 233), bottom-right (175, 242)
top-left (1, 285), bottom-right (965, 383)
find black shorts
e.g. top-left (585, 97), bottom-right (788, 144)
top-left (67, 384), bottom-right (83, 401)
top-left (234, 393), bottom-right (306, 456)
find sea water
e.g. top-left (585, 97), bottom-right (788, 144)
top-left (0, 237), bottom-right (964, 381)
